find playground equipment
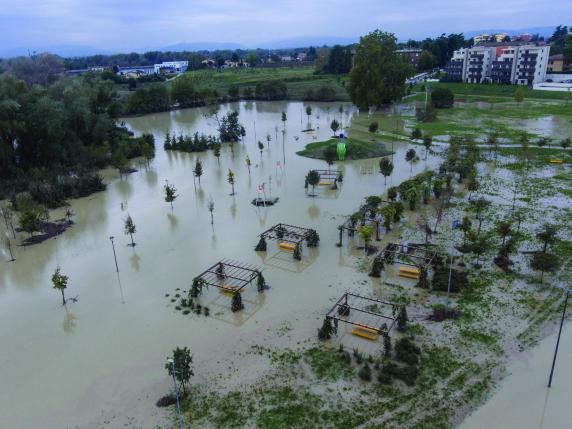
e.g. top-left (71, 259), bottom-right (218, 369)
top-left (279, 242), bottom-right (297, 252)
top-left (398, 266), bottom-right (421, 279)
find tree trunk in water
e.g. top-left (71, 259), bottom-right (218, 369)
top-left (61, 290), bottom-right (66, 305)
top-left (130, 234), bottom-right (134, 247)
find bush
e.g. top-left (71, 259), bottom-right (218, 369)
top-left (431, 88), bottom-right (454, 108)
top-left (431, 266), bottom-right (468, 292)
top-left (358, 363), bottom-right (372, 381)
top-left (395, 338), bottom-right (421, 365)
top-left (255, 80), bottom-right (288, 100)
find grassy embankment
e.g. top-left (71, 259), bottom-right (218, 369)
top-left (296, 137), bottom-right (391, 161)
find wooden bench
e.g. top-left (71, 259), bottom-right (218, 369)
top-left (319, 181), bottom-right (333, 186)
top-left (279, 242), bottom-right (297, 252)
top-left (549, 159), bottom-right (563, 164)
top-left (219, 285), bottom-right (243, 295)
top-left (351, 325), bottom-right (379, 341)
top-left (398, 266), bottom-right (420, 279)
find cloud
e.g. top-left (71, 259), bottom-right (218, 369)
top-left (0, 0), bottom-right (568, 52)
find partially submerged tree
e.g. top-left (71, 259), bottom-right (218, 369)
top-left (536, 224), bottom-right (558, 252)
top-left (369, 254), bottom-right (384, 277)
top-left (193, 159), bottom-right (203, 185)
top-left (227, 169), bottom-right (236, 196)
top-left (306, 170), bottom-right (321, 196)
top-left (411, 127), bottom-right (422, 142)
top-left (124, 214), bottom-right (136, 246)
top-left (330, 119), bottom-right (340, 136)
top-left (318, 318), bottom-right (334, 340)
top-left (358, 224), bottom-right (374, 254)
top-left (212, 143), bottom-right (221, 165)
top-left (324, 146), bottom-right (336, 172)
top-left (405, 148), bottom-right (416, 172)
top-left (165, 347), bottom-right (194, 395)
top-left (208, 198), bottom-right (215, 224)
top-left (397, 306), bottom-right (408, 332)
top-left (379, 157), bottom-right (394, 185)
top-left (164, 182), bottom-right (178, 209)
top-left (255, 236), bottom-right (267, 251)
top-left (422, 135), bottom-right (432, 160)
top-left (245, 156), bottom-right (251, 174)
top-left (52, 267), bottom-right (69, 305)
top-left (368, 121), bottom-right (379, 134)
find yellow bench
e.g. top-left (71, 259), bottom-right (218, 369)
top-left (398, 266), bottom-right (420, 279)
top-left (219, 285), bottom-right (243, 295)
top-left (549, 159), bottom-right (563, 164)
top-left (351, 325), bottom-right (379, 341)
top-left (319, 181), bottom-right (332, 186)
top-left (279, 242), bottom-right (297, 252)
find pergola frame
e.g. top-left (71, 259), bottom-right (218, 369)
top-left (314, 169), bottom-right (342, 183)
top-left (341, 215), bottom-right (381, 241)
top-left (326, 293), bottom-right (398, 336)
top-left (260, 223), bottom-right (313, 245)
top-left (379, 242), bottom-right (436, 270)
top-left (195, 258), bottom-right (261, 294)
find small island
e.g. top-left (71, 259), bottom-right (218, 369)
top-left (296, 137), bottom-right (392, 160)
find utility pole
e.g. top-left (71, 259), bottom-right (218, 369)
top-left (548, 290), bottom-right (570, 388)
top-left (109, 236), bottom-right (119, 272)
top-left (167, 358), bottom-right (184, 429)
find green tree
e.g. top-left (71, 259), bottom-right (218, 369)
top-left (258, 141), bottom-right (264, 158)
top-left (306, 170), bottom-right (321, 196)
top-left (18, 208), bottom-right (41, 237)
top-left (245, 52), bottom-right (257, 66)
top-left (227, 169), bottom-right (236, 195)
top-left (324, 145), bottom-right (336, 172)
top-left (411, 127), bottom-right (422, 141)
top-left (418, 50), bottom-right (437, 71)
top-left (141, 142), bottom-right (155, 167)
top-left (245, 155), bottom-right (251, 174)
top-left (124, 214), bottom-right (136, 246)
top-left (281, 111), bottom-right (287, 129)
top-left (212, 143), bottom-right (221, 165)
top-left (530, 252), bottom-right (560, 284)
top-left (111, 149), bottom-right (128, 178)
top-left (52, 267), bottom-right (69, 305)
top-left (193, 159), bottom-right (203, 185)
top-left (171, 75), bottom-right (197, 107)
top-left (405, 148), bottom-right (416, 171)
top-left (397, 306), bottom-right (408, 332)
top-left (330, 119), bottom-right (340, 136)
top-left (368, 121), bottom-right (379, 134)
top-left (164, 182), bottom-right (178, 209)
top-left (348, 30), bottom-right (412, 110)
top-left (561, 137), bottom-right (571, 149)
top-left (358, 224), bottom-right (374, 254)
top-left (431, 88), bottom-right (454, 108)
top-left (380, 204), bottom-right (396, 231)
top-left (208, 198), bottom-right (215, 224)
top-left (536, 224), bottom-right (558, 252)
top-left (422, 134), bottom-right (432, 159)
top-left (165, 347), bottom-right (194, 395)
top-left (404, 186), bottom-right (420, 210)
top-left (379, 157), bottom-right (394, 185)
top-left (305, 105), bottom-right (312, 123)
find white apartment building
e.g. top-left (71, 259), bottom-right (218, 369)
top-left (445, 45), bottom-right (550, 85)
top-left (154, 61), bottom-right (188, 74)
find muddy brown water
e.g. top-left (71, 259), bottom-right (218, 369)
top-left (0, 101), bottom-right (442, 428)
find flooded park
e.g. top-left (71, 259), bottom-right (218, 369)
top-left (0, 101), bottom-right (443, 428)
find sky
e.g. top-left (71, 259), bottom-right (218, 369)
top-left (0, 0), bottom-right (569, 52)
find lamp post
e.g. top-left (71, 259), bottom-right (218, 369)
top-left (167, 357), bottom-right (184, 429)
top-left (548, 290), bottom-right (571, 388)
top-left (109, 236), bottom-right (119, 272)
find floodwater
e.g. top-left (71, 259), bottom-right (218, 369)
top-left (461, 320), bottom-right (572, 429)
top-left (0, 101), bottom-right (441, 428)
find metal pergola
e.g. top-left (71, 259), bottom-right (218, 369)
top-left (379, 242), bottom-right (436, 269)
top-left (259, 223), bottom-right (313, 245)
top-left (325, 293), bottom-right (398, 336)
top-left (195, 258), bottom-right (261, 294)
top-left (314, 169), bottom-right (342, 183)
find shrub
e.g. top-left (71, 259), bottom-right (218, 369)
top-left (431, 88), bottom-right (454, 108)
top-left (395, 337), bottom-right (421, 365)
top-left (358, 363), bottom-right (372, 381)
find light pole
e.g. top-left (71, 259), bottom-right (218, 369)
top-left (167, 357), bottom-right (184, 429)
top-left (548, 290), bottom-right (571, 388)
top-left (109, 236), bottom-right (119, 272)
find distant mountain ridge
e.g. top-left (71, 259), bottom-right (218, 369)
top-left (0, 27), bottom-right (559, 59)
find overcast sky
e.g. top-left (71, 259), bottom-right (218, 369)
top-left (0, 0), bottom-right (569, 51)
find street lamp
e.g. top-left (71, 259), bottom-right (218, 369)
top-left (167, 357), bottom-right (184, 429)
top-left (109, 236), bottom-right (119, 272)
top-left (547, 289), bottom-right (571, 388)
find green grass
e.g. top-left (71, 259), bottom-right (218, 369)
top-left (296, 137), bottom-right (391, 160)
top-left (177, 67), bottom-right (350, 101)
top-left (416, 81), bottom-right (572, 101)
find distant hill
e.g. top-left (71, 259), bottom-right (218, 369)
top-left (0, 45), bottom-right (112, 59)
top-left (157, 42), bottom-right (247, 52)
top-left (256, 36), bottom-right (358, 49)
top-left (464, 26), bottom-right (556, 39)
